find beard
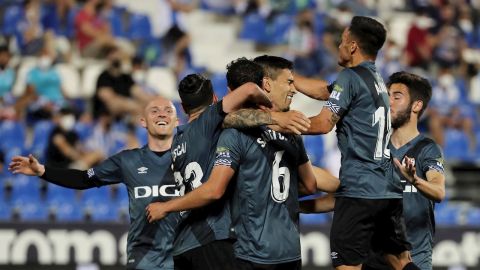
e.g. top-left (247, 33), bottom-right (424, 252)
top-left (391, 104), bottom-right (412, 129)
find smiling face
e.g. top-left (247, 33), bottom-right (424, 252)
top-left (389, 83), bottom-right (413, 129)
top-left (267, 68), bottom-right (296, 112)
top-left (141, 97), bottom-right (178, 138)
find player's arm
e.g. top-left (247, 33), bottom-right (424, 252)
top-left (300, 193), bottom-right (335, 213)
top-left (146, 166), bottom-right (235, 223)
top-left (298, 162), bottom-right (339, 194)
top-left (223, 109), bottom-right (311, 135)
top-left (394, 157), bottom-right (446, 202)
top-left (306, 106), bottom-right (340, 135)
top-left (8, 154), bottom-right (96, 189)
top-left (293, 73), bottom-right (332, 101)
top-left (222, 82), bottom-right (272, 113)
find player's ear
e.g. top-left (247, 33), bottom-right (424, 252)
top-left (262, 77), bottom-right (271, 93)
top-left (350, 40), bottom-right (357, 55)
top-left (140, 116), bottom-right (147, 128)
top-left (412, 100), bottom-right (423, 114)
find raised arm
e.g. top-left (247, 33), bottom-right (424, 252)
top-left (222, 82), bottom-right (272, 113)
top-left (394, 157), bottom-right (445, 202)
top-left (293, 73), bottom-right (332, 101)
top-left (145, 165), bottom-right (235, 223)
top-left (9, 154), bottom-right (96, 189)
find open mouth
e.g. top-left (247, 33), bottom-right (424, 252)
top-left (155, 121), bottom-right (168, 127)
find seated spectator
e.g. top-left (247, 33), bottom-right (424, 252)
top-left (92, 47), bottom-right (156, 120)
top-left (0, 45), bottom-right (17, 119)
top-left (404, 9), bottom-right (435, 70)
top-left (23, 47), bottom-right (65, 121)
top-left (45, 107), bottom-right (103, 170)
top-left (74, 0), bottom-right (117, 58)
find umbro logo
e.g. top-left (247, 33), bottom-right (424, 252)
top-left (331, 251), bottom-right (338, 259)
top-left (137, 167), bottom-right (148, 174)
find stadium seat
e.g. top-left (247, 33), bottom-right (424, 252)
top-left (0, 120), bottom-right (26, 151)
top-left (28, 120), bottom-right (54, 162)
top-left (465, 208), bottom-right (480, 226)
top-left (56, 63), bottom-right (81, 98)
top-left (0, 201), bottom-right (12, 220)
top-left (48, 199), bottom-right (83, 222)
top-left (300, 213), bottom-right (329, 225)
top-left (240, 13), bottom-right (267, 42)
top-left (2, 5), bottom-right (22, 36)
top-left (46, 183), bottom-right (77, 202)
top-left (303, 135), bottom-right (324, 167)
top-left (128, 13), bottom-right (153, 41)
top-left (145, 67), bottom-right (179, 101)
top-left (443, 128), bottom-right (473, 162)
top-left (210, 73), bottom-right (228, 99)
top-left (435, 204), bottom-right (462, 226)
top-left (265, 14), bottom-right (294, 45)
top-left (106, 7), bottom-right (128, 38)
top-left (81, 62), bottom-right (106, 98)
top-left (12, 195), bottom-right (49, 221)
top-left (11, 57), bottom-right (37, 96)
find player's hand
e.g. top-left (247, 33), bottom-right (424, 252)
top-left (8, 154), bottom-right (45, 176)
top-left (393, 157), bottom-right (417, 184)
top-left (145, 202), bottom-right (168, 223)
top-left (270, 110), bottom-right (311, 135)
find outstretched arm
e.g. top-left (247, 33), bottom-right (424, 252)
top-left (223, 109), bottom-right (311, 135)
top-left (146, 166), bottom-right (235, 222)
top-left (222, 82), bottom-right (272, 113)
top-left (9, 154), bottom-right (96, 189)
top-left (293, 73), bottom-right (331, 101)
top-left (300, 193), bottom-right (336, 213)
top-left (306, 107), bottom-right (340, 135)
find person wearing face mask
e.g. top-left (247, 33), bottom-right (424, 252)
top-left (44, 107), bottom-right (104, 170)
top-left (92, 47), bottom-right (152, 120)
top-left (405, 10), bottom-right (435, 69)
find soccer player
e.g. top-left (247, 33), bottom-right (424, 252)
top-left (146, 56), bottom-right (339, 270)
top-left (9, 96), bottom-right (181, 270)
top-left (156, 66), bottom-right (311, 270)
top-left (363, 72), bottom-right (445, 270)
top-left (294, 16), bottom-right (420, 270)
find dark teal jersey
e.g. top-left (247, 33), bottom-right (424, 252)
top-left (391, 135), bottom-right (444, 269)
top-left (326, 61), bottom-right (402, 199)
top-left (214, 128), bottom-right (308, 264)
top-left (88, 146), bottom-right (179, 270)
top-left (170, 101), bottom-right (230, 256)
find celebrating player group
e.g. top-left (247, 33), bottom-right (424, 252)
top-left (9, 15), bottom-right (445, 270)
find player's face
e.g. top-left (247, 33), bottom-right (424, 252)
top-left (338, 28), bottom-right (353, 67)
top-left (389, 83), bottom-right (412, 129)
top-left (142, 98), bottom-right (178, 137)
top-left (269, 69), bottom-right (296, 112)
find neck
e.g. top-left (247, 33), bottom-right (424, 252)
top-left (390, 119), bottom-right (420, 148)
top-left (188, 107), bottom-right (207, 122)
top-left (348, 54), bottom-right (375, 68)
top-left (147, 135), bottom-right (173, 152)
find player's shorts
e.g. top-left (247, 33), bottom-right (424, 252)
top-left (330, 197), bottom-right (411, 267)
top-left (235, 258), bottom-right (301, 270)
top-left (173, 239), bottom-right (236, 270)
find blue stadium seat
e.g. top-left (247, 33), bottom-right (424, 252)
top-left (210, 73), bottom-right (228, 99)
top-left (128, 13), bottom-right (153, 41)
top-left (443, 128), bottom-right (472, 162)
top-left (0, 120), bottom-right (25, 152)
top-left (88, 203), bottom-right (118, 222)
top-left (48, 199), bottom-right (83, 222)
top-left (265, 14), bottom-right (293, 45)
top-left (10, 175), bottom-right (41, 203)
top-left (465, 208), bottom-right (480, 226)
top-left (300, 213), bottom-right (329, 225)
top-left (29, 120), bottom-right (54, 162)
top-left (2, 5), bottom-right (22, 36)
top-left (240, 13), bottom-right (267, 42)
top-left (0, 201), bottom-right (12, 220)
top-left (12, 196), bottom-right (49, 221)
top-left (81, 187), bottom-right (111, 206)
top-left (303, 135), bottom-right (324, 167)
top-left (74, 122), bottom-right (94, 142)
top-left (46, 183), bottom-right (77, 202)
top-left (106, 7), bottom-right (128, 38)
top-left (435, 205), bottom-right (462, 226)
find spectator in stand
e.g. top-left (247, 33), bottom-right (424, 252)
top-left (404, 9), bottom-right (435, 70)
top-left (24, 47), bottom-right (66, 121)
top-left (428, 66), bottom-right (476, 151)
top-left (74, 0), bottom-right (117, 58)
top-left (45, 107), bottom-right (104, 170)
top-left (0, 45), bottom-right (17, 119)
top-left (92, 47), bottom-right (156, 120)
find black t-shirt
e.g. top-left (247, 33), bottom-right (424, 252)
top-left (45, 126), bottom-right (79, 168)
top-left (92, 70), bottom-right (135, 118)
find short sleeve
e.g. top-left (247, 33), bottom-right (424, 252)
top-left (324, 69), bottom-right (356, 117)
top-left (420, 143), bottom-right (445, 175)
top-left (213, 129), bottom-right (242, 172)
top-left (295, 135), bottom-right (309, 166)
top-left (196, 100), bottom-right (227, 137)
top-left (96, 71), bottom-right (111, 89)
top-left (88, 152), bottom-right (124, 186)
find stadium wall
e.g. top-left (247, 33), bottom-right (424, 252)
top-left (0, 223), bottom-right (478, 269)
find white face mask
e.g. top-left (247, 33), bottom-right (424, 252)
top-left (132, 71), bottom-right (146, 83)
top-left (438, 74), bottom-right (455, 88)
top-left (416, 16), bottom-right (434, 30)
top-left (459, 19), bottom-right (473, 33)
top-left (386, 46), bottom-right (401, 60)
top-left (38, 56), bottom-right (52, 70)
top-left (60, 115), bottom-right (76, 131)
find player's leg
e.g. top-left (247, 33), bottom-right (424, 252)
top-left (173, 252), bottom-right (193, 270)
top-left (330, 197), bottom-right (378, 270)
top-left (374, 199), bottom-right (420, 270)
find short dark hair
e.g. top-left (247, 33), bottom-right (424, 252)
top-left (349, 16), bottom-right (386, 57)
top-left (253, 55), bottom-right (293, 80)
top-left (387, 71), bottom-right (432, 118)
top-left (226, 57), bottom-right (264, 90)
top-left (178, 74), bottom-right (214, 114)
